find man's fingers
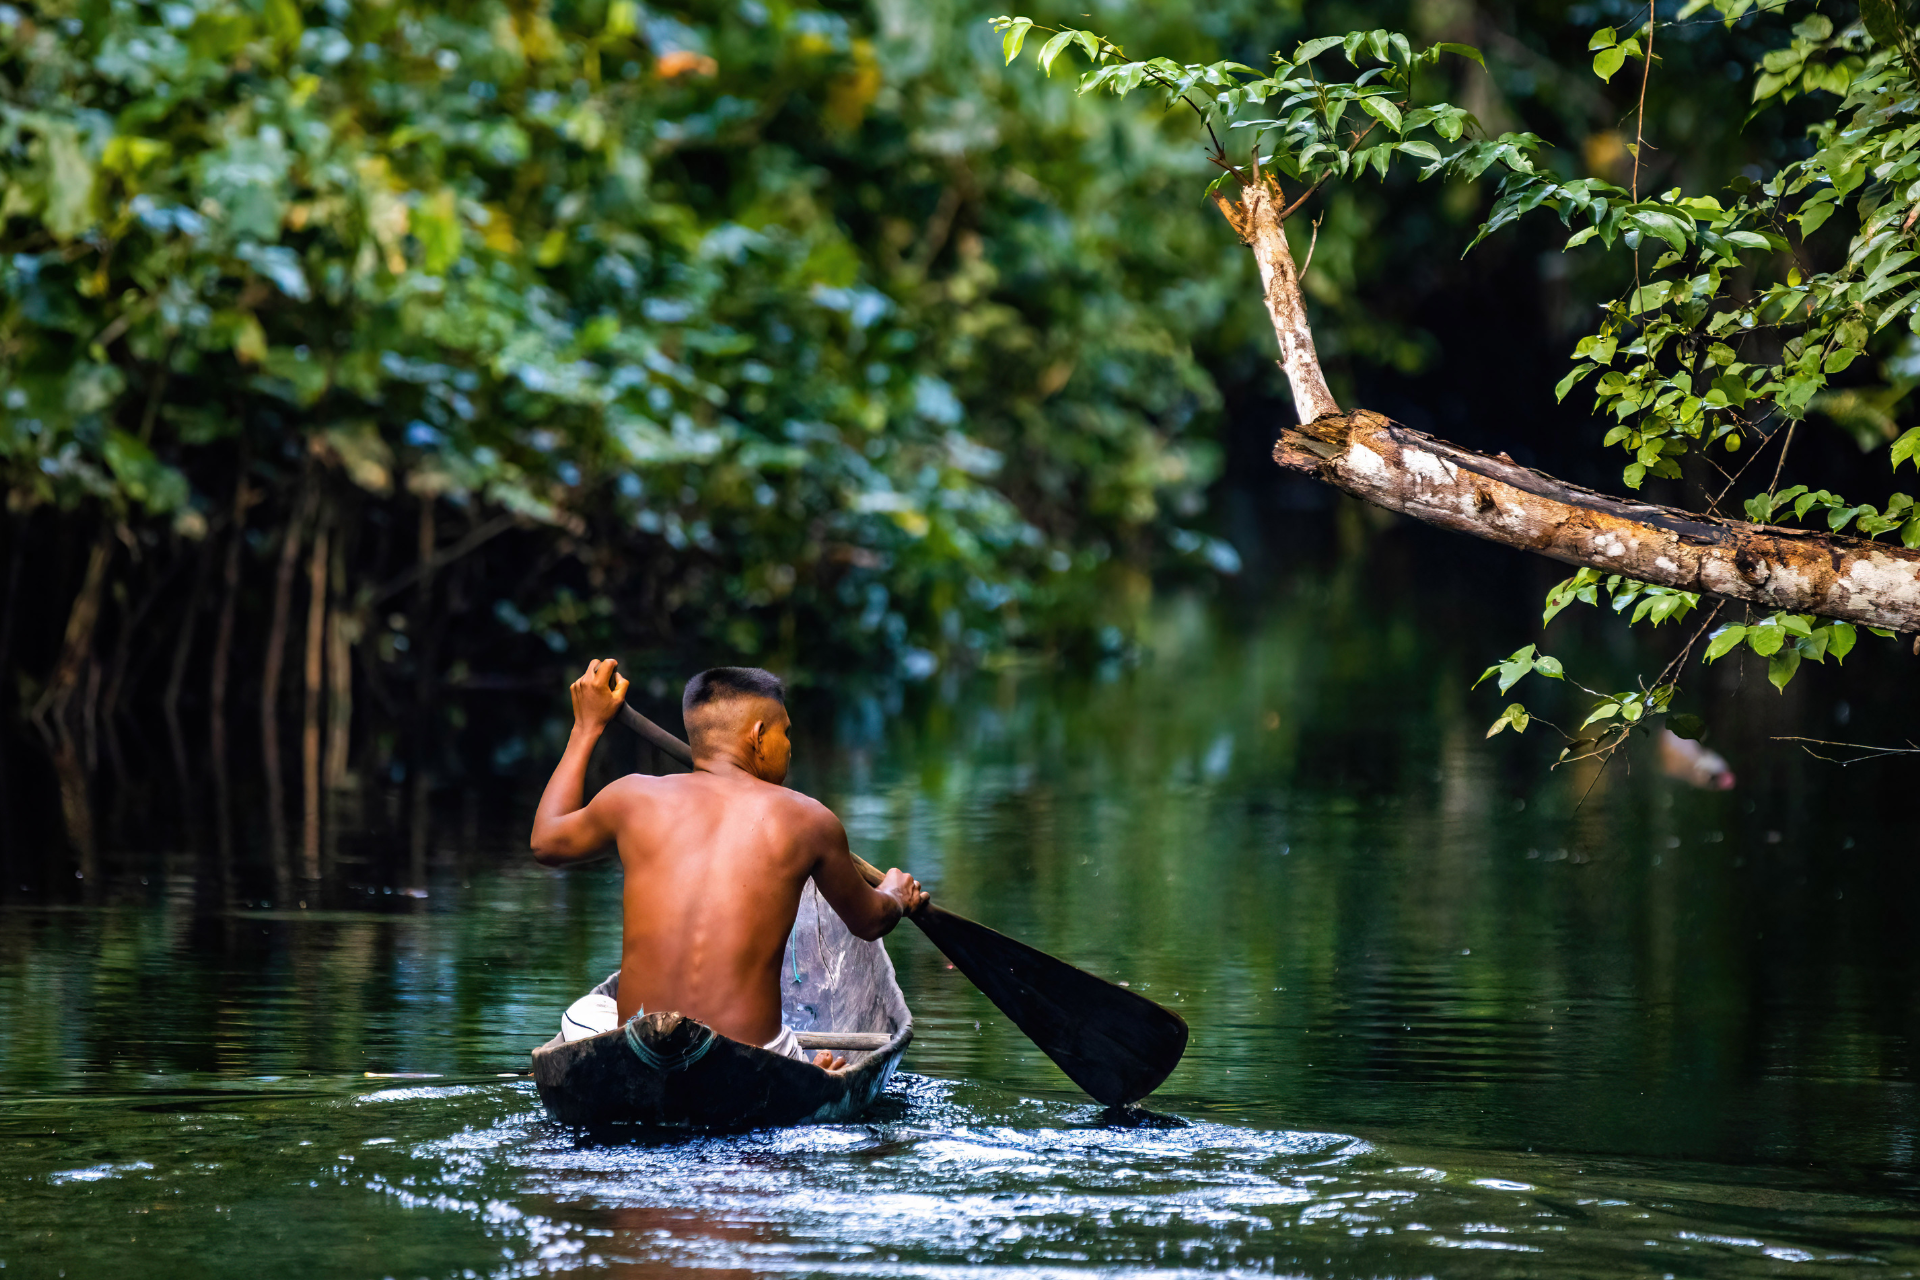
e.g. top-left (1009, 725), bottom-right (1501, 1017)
top-left (611, 673), bottom-right (630, 702)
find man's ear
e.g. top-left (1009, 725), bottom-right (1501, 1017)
top-left (747, 719), bottom-right (766, 757)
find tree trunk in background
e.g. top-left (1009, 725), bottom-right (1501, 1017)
top-left (263, 484), bottom-right (314, 869)
top-left (210, 464), bottom-right (250, 874)
top-left (101, 549), bottom-right (182, 724)
top-left (1217, 177), bottom-right (1920, 634)
top-left (0, 509), bottom-right (28, 688)
top-left (412, 495), bottom-right (439, 717)
top-left (209, 464), bottom-right (251, 764)
top-left (409, 496), bottom-right (438, 852)
top-left (323, 533), bottom-right (355, 792)
top-left (164, 535), bottom-right (213, 720)
top-left (301, 508), bottom-right (331, 879)
top-left (49, 727), bottom-right (96, 875)
top-left (33, 525), bottom-right (115, 724)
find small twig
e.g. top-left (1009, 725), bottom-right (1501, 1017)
top-left (1568, 746), bottom-right (1621, 814)
top-left (1631, 2), bottom-right (1655, 202)
top-left (1630, 1), bottom-right (1656, 301)
top-left (1654, 600), bottom-right (1724, 689)
top-left (1706, 407), bottom-right (1786, 514)
top-left (1665, 0), bottom-right (1791, 27)
top-left (1772, 735), bottom-right (1920, 766)
top-left (1299, 214), bottom-right (1323, 280)
top-left (1765, 419), bottom-right (1797, 495)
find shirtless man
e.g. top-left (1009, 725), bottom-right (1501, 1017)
top-left (528, 660), bottom-right (928, 1071)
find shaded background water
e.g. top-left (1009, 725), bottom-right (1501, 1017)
top-left (4, 535), bottom-right (1919, 1277)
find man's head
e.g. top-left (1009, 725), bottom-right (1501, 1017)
top-left (682, 666), bottom-right (791, 781)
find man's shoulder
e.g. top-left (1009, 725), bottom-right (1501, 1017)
top-left (591, 772), bottom-right (678, 806)
top-left (764, 786), bottom-right (833, 825)
top-left (764, 785), bottom-right (841, 833)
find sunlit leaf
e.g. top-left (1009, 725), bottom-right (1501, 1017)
top-left (1704, 625), bottom-right (1749, 662)
top-left (1037, 30), bottom-right (1075, 75)
top-left (1486, 703), bottom-right (1530, 737)
top-left (1002, 20), bottom-right (1031, 65)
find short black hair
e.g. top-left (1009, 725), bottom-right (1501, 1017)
top-left (682, 666), bottom-right (786, 719)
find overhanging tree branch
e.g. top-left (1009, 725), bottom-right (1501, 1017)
top-left (1216, 174), bottom-right (1920, 634)
top-left (1278, 411), bottom-right (1920, 632)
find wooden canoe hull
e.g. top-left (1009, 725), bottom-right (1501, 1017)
top-left (531, 1017), bottom-right (909, 1128)
top-left (531, 880), bottom-right (912, 1129)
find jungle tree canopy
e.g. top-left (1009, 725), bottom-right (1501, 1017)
top-left (1, 0), bottom-right (1246, 741)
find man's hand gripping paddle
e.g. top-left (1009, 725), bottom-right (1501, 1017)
top-left (615, 702), bottom-right (1190, 1108)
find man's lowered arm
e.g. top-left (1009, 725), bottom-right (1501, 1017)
top-left (807, 810), bottom-right (927, 941)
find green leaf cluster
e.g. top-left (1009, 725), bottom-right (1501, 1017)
top-left (1587, 25), bottom-right (1645, 85)
top-left (1542, 568), bottom-right (1699, 627)
top-left (992, 14), bottom-right (1490, 197)
top-left (1473, 643), bottom-right (1564, 694)
top-left (1705, 613), bottom-right (1867, 690)
top-left (1577, 682), bottom-right (1673, 730)
top-left (2, 0), bottom-right (1239, 671)
top-left (1742, 484), bottom-right (1920, 542)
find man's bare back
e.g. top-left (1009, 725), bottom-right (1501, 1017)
top-left (529, 661), bottom-right (927, 1066)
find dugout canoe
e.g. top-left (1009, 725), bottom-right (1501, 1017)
top-left (530, 879), bottom-right (913, 1128)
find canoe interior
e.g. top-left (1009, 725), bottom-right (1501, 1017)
top-left (531, 879), bottom-right (912, 1128)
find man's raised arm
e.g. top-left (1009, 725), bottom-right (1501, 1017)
top-left (530, 658), bottom-right (629, 865)
top-left (806, 807), bottom-right (928, 942)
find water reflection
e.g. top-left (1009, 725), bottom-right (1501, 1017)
top-left (3, 589), bottom-right (1919, 1275)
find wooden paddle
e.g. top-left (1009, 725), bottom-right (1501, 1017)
top-left (615, 702), bottom-right (1189, 1107)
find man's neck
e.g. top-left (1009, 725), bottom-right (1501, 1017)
top-left (690, 749), bottom-right (771, 783)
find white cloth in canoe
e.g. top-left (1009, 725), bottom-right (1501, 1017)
top-left (559, 972), bottom-right (810, 1062)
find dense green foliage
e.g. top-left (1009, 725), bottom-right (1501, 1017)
top-left (996, 0), bottom-right (1920, 761)
top-left (1, 0), bottom-right (1246, 716)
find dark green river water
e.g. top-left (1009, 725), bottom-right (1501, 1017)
top-left (3, 577), bottom-right (1918, 1277)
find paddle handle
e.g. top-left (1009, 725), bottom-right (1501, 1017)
top-left (615, 703), bottom-right (890, 890)
top-left (618, 704), bottom-right (695, 766)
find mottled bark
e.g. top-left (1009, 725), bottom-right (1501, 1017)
top-left (1277, 412), bottom-right (1920, 632)
top-left (1216, 175), bottom-right (1920, 633)
top-left (1211, 176), bottom-right (1339, 424)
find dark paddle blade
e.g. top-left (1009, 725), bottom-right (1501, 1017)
top-left (912, 902), bottom-right (1189, 1107)
top-left (613, 703), bottom-right (1191, 1106)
